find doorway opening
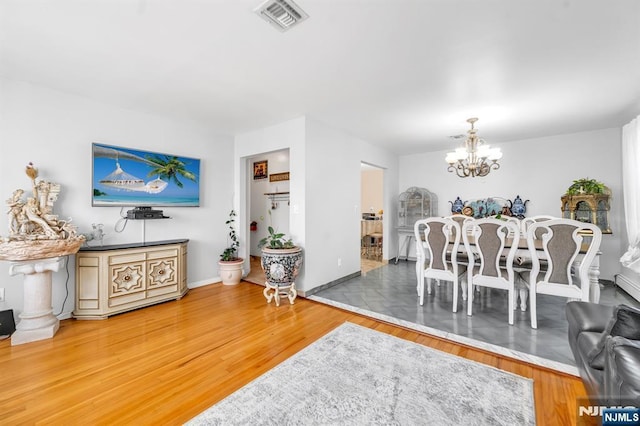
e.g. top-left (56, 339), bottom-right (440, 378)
top-left (360, 162), bottom-right (385, 274)
top-left (244, 149), bottom-right (290, 285)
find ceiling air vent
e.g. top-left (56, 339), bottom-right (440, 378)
top-left (254, 0), bottom-right (309, 32)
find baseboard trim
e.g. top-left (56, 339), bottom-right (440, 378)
top-left (188, 278), bottom-right (218, 289)
top-left (57, 312), bottom-right (73, 320)
top-left (615, 274), bottom-right (640, 302)
top-left (301, 271), bottom-right (362, 297)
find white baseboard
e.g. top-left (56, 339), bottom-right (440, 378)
top-left (616, 274), bottom-right (640, 302)
top-left (57, 312), bottom-right (73, 320)
top-left (188, 278), bottom-right (220, 289)
top-left (188, 269), bottom-right (250, 288)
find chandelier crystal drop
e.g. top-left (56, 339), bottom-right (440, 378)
top-left (445, 117), bottom-right (502, 178)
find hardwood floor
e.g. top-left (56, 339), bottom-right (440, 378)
top-left (0, 281), bottom-right (590, 425)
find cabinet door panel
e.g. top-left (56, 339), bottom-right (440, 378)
top-left (78, 262), bottom-right (100, 309)
top-left (147, 258), bottom-right (178, 288)
top-left (110, 263), bottom-right (145, 297)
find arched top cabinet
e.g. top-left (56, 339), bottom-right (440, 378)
top-left (560, 192), bottom-right (611, 234)
top-left (398, 187), bottom-right (438, 229)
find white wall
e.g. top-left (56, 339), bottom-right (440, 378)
top-left (0, 78), bottom-right (234, 318)
top-left (235, 117), bottom-right (307, 285)
top-left (235, 116), bottom-right (398, 293)
top-left (304, 118), bottom-right (398, 291)
top-left (399, 127), bottom-right (623, 280)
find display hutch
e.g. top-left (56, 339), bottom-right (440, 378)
top-left (561, 193), bottom-right (611, 234)
top-left (396, 187), bottom-right (438, 262)
top-left (559, 178), bottom-right (611, 234)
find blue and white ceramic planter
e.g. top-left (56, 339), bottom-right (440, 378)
top-left (261, 246), bottom-right (303, 286)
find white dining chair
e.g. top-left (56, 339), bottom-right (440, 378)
top-left (443, 215), bottom-right (475, 300)
top-left (414, 217), bottom-right (466, 312)
top-left (486, 215), bottom-right (527, 310)
top-left (520, 215), bottom-right (557, 237)
top-left (488, 215), bottom-right (521, 238)
top-left (462, 217), bottom-right (521, 325)
top-left (523, 218), bottom-right (602, 329)
top-left (512, 215), bottom-right (559, 310)
top-left (444, 214), bottom-right (474, 228)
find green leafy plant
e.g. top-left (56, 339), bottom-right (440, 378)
top-left (566, 178), bottom-right (606, 195)
top-left (258, 226), bottom-right (294, 250)
top-left (220, 209), bottom-right (240, 261)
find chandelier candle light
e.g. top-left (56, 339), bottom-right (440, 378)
top-left (446, 117), bottom-right (502, 178)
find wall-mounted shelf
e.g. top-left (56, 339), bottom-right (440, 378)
top-left (264, 191), bottom-right (290, 201)
top-left (264, 191), bottom-right (289, 209)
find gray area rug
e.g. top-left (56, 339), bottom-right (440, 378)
top-left (187, 322), bottom-right (535, 425)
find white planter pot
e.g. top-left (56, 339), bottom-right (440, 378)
top-left (218, 258), bottom-right (244, 285)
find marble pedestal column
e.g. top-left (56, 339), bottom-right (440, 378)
top-left (9, 257), bottom-right (64, 346)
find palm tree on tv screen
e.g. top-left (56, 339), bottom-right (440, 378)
top-left (145, 155), bottom-right (196, 188)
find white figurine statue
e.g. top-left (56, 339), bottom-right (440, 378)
top-left (0, 163), bottom-right (84, 261)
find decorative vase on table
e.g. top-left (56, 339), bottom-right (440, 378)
top-left (509, 195), bottom-right (529, 219)
top-left (450, 196), bottom-right (464, 214)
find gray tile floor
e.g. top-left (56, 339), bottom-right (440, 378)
top-left (314, 260), bottom-right (640, 366)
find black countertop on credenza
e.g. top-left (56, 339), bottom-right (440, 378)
top-left (78, 239), bottom-right (189, 252)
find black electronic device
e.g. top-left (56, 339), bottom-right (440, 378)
top-left (126, 206), bottom-right (169, 220)
top-left (0, 309), bottom-right (16, 337)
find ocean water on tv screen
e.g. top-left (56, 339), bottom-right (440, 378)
top-left (92, 193), bottom-right (199, 207)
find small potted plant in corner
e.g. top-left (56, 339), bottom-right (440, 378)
top-left (218, 209), bottom-right (244, 285)
top-left (258, 226), bottom-right (303, 304)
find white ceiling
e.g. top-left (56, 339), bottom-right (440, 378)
top-left (1, 0), bottom-right (639, 154)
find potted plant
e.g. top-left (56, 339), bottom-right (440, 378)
top-left (258, 226), bottom-right (303, 291)
top-left (565, 178), bottom-right (607, 195)
top-left (218, 209), bottom-right (244, 285)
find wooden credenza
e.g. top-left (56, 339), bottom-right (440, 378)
top-left (74, 239), bottom-right (188, 320)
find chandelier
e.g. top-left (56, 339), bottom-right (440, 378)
top-left (445, 117), bottom-right (502, 178)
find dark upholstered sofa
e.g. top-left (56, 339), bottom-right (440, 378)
top-left (566, 301), bottom-right (640, 405)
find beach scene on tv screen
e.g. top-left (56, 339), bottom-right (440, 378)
top-left (92, 143), bottom-right (200, 207)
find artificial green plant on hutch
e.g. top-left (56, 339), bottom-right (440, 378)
top-left (561, 178), bottom-right (612, 234)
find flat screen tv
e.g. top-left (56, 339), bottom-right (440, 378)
top-left (92, 143), bottom-right (201, 207)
